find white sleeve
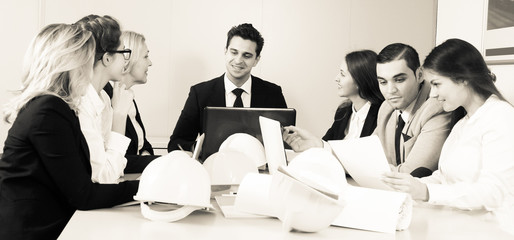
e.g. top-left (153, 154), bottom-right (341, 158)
top-left (424, 117), bottom-right (514, 210)
top-left (78, 100), bottom-right (130, 184)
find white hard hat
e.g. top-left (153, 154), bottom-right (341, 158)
top-left (270, 148), bottom-right (347, 232)
top-left (219, 133), bottom-right (266, 167)
top-left (134, 151), bottom-right (212, 222)
top-left (203, 149), bottom-right (258, 186)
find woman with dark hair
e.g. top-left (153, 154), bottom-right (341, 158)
top-left (283, 50), bottom-right (384, 151)
top-left (0, 23), bottom-right (138, 240)
top-left (75, 15), bottom-right (139, 183)
top-left (383, 39), bottom-right (514, 213)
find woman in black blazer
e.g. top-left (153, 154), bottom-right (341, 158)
top-left (284, 50), bottom-right (384, 151)
top-left (104, 31), bottom-right (154, 156)
top-left (322, 50), bottom-right (384, 141)
top-left (0, 24), bottom-right (138, 240)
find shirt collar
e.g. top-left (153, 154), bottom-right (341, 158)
top-left (397, 99), bottom-right (416, 123)
top-left (352, 101), bottom-right (371, 120)
top-left (82, 83), bottom-right (105, 116)
top-left (224, 74), bottom-right (252, 95)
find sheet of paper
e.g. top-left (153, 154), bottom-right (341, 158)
top-left (234, 173), bottom-right (276, 217)
top-left (192, 133), bottom-right (205, 160)
top-left (328, 135), bottom-right (392, 190)
top-left (215, 195), bottom-right (269, 218)
top-left (259, 116), bottom-right (287, 175)
top-left (331, 186), bottom-right (412, 233)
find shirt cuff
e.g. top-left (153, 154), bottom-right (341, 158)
top-left (106, 131), bottom-right (131, 154)
top-left (426, 183), bottom-right (444, 205)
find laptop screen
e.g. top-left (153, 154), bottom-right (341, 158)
top-left (201, 107), bottom-right (296, 162)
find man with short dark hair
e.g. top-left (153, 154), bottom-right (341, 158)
top-left (167, 23), bottom-right (287, 153)
top-left (374, 43), bottom-right (453, 177)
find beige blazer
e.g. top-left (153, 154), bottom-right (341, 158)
top-left (374, 81), bottom-right (452, 173)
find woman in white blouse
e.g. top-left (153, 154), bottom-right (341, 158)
top-left (75, 15), bottom-right (135, 183)
top-left (382, 38), bottom-right (514, 213)
top-left (104, 31), bottom-right (154, 156)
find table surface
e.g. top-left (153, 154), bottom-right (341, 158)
top-left (59, 191), bottom-right (514, 240)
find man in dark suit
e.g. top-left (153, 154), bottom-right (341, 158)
top-left (167, 23), bottom-right (287, 153)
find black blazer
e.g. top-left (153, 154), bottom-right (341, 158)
top-left (103, 83), bottom-right (154, 155)
top-left (322, 102), bottom-right (381, 141)
top-left (0, 95), bottom-right (139, 239)
top-left (168, 74), bottom-right (288, 152)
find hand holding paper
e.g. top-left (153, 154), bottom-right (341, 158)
top-left (382, 171), bottom-right (429, 201)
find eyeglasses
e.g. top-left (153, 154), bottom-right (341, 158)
top-left (108, 49), bottom-right (132, 60)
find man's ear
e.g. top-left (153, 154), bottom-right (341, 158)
top-left (415, 67), bottom-right (424, 83)
top-left (253, 55), bottom-right (261, 67)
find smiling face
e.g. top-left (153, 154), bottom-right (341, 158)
top-left (224, 36), bottom-right (260, 86)
top-left (425, 69), bottom-right (468, 112)
top-left (377, 59), bottom-right (421, 111)
top-left (130, 42), bottom-right (152, 84)
top-left (335, 59), bottom-right (359, 98)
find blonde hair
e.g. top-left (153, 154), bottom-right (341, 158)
top-left (121, 31), bottom-right (146, 72)
top-left (3, 23), bottom-right (95, 123)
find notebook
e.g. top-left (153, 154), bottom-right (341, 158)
top-left (201, 107), bottom-right (296, 162)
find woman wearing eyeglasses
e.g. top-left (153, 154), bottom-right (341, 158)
top-left (74, 15), bottom-right (135, 183)
top-left (103, 31), bottom-right (155, 158)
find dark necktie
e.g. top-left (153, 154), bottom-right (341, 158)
top-left (232, 88), bottom-right (244, 107)
top-left (395, 114), bottom-right (405, 165)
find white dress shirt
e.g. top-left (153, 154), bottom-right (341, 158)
top-left (77, 84), bottom-right (130, 183)
top-left (420, 95), bottom-right (514, 211)
top-left (344, 101), bottom-right (371, 140)
top-left (224, 74), bottom-right (252, 107)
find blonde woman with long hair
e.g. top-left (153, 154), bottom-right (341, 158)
top-left (103, 31), bottom-right (155, 157)
top-left (0, 24), bottom-right (139, 239)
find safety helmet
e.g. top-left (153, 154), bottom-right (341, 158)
top-left (203, 149), bottom-right (258, 186)
top-left (219, 133), bottom-right (266, 167)
top-left (133, 151), bottom-right (212, 222)
top-left (270, 148), bottom-right (347, 232)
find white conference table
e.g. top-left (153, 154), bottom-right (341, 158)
top-left (59, 178), bottom-right (513, 240)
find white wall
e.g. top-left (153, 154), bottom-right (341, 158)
top-left (0, 0), bottom-right (437, 150)
top-left (436, 0), bottom-right (514, 104)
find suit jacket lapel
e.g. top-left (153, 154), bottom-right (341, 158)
top-left (209, 75), bottom-right (226, 107)
top-left (250, 76), bottom-right (263, 107)
top-left (404, 80), bottom-right (431, 134)
top-left (360, 103), bottom-right (380, 137)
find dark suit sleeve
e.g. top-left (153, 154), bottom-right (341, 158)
top-left (168, 86), bottom-right (202, 152)
top-left (30, 98), bottom-right (138, 210)
top-left (251, 77), bottom-right (288, 108)
top-left (124, 155), bottom-right (158, 173)
top-left (322, 106), bottom-right (350, 141)
top-left (273, 86), bottom-right (287, 108)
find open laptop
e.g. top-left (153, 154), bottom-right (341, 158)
top-left (201, 107), bottom-right (296, 162)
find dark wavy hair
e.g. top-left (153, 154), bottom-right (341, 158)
top-left (226, 23), bottom-right (264, 57)
top-left (423, 38), bottom-right (505, 101)
top-left (377, 43), bottom-right (420, 74)
top-left (75, 14), bottom-right (122, 63)
top-left (345, 50), bottom-right (384, 105)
